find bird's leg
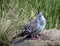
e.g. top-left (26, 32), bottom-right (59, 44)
top-left (35, 34), bottom-right (40, 39)
top-left (30, 34), bottom-right (36, 40)
top-left (30, 34), bottom-right (40, 40)
top-left (31, 35), bottom-right (34, 39)
top-left (33, 34), bottom-right (43, 40)
top-left (38, 34), bottom-right (44, 39)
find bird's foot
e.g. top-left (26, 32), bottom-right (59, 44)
top-left (30, 34), bottom-right (41, 40)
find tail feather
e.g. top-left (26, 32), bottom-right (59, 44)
top-left (12, 31), bottom-right (30, 39)
top-left (19, 31), bottom-right (27, 37)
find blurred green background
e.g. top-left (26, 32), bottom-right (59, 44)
top-left (0, 0), bottom-right (60, 46)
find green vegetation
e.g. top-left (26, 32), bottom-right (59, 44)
top-left (0, 0), bottom-right (60, 46)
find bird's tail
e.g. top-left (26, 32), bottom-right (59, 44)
top-left (12, 31), bottom-right (29, 39)
top-left (18, 31), bottom-right (27, 37)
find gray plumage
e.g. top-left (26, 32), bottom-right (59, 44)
top-left (13, 10), bottom-right (46, 39)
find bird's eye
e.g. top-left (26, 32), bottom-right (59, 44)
top-left (39, 15), bottom-right (41, 17)
top-left (38, 15), bottom-right (41, 18)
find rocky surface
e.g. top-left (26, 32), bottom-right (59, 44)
top-left (10, 29), bottom-right (60, 46)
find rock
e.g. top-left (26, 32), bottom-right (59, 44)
top-left (42, 29), bottom-right (60, 40)
top-left (10, 29), bottom-right (60, 46)
top-left (28, 40), bottom-right (48, 46)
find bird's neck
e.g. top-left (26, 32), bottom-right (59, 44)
top-left (37, 15), bottom-right (46, 23)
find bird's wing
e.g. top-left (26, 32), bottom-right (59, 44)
top-left (19, 19), bottom-right (38, 36)
top-left (29, 19), bottom-right (37, 29)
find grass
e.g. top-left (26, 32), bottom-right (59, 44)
top-left (0, 0), bottom-right (60, 46)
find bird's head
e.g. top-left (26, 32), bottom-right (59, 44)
top-left (37, 10), bottom-right (43, 19)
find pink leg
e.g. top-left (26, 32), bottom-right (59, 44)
top-left (38, 34), bottom-right (43, 39)
top-left (30, 34), bottom-right (40, 40)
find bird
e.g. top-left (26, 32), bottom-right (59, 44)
top-left (13, 10), bottom-right (46, 40)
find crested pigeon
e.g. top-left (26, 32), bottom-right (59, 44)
top-left (13, 10), bottom-right (46, 39)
